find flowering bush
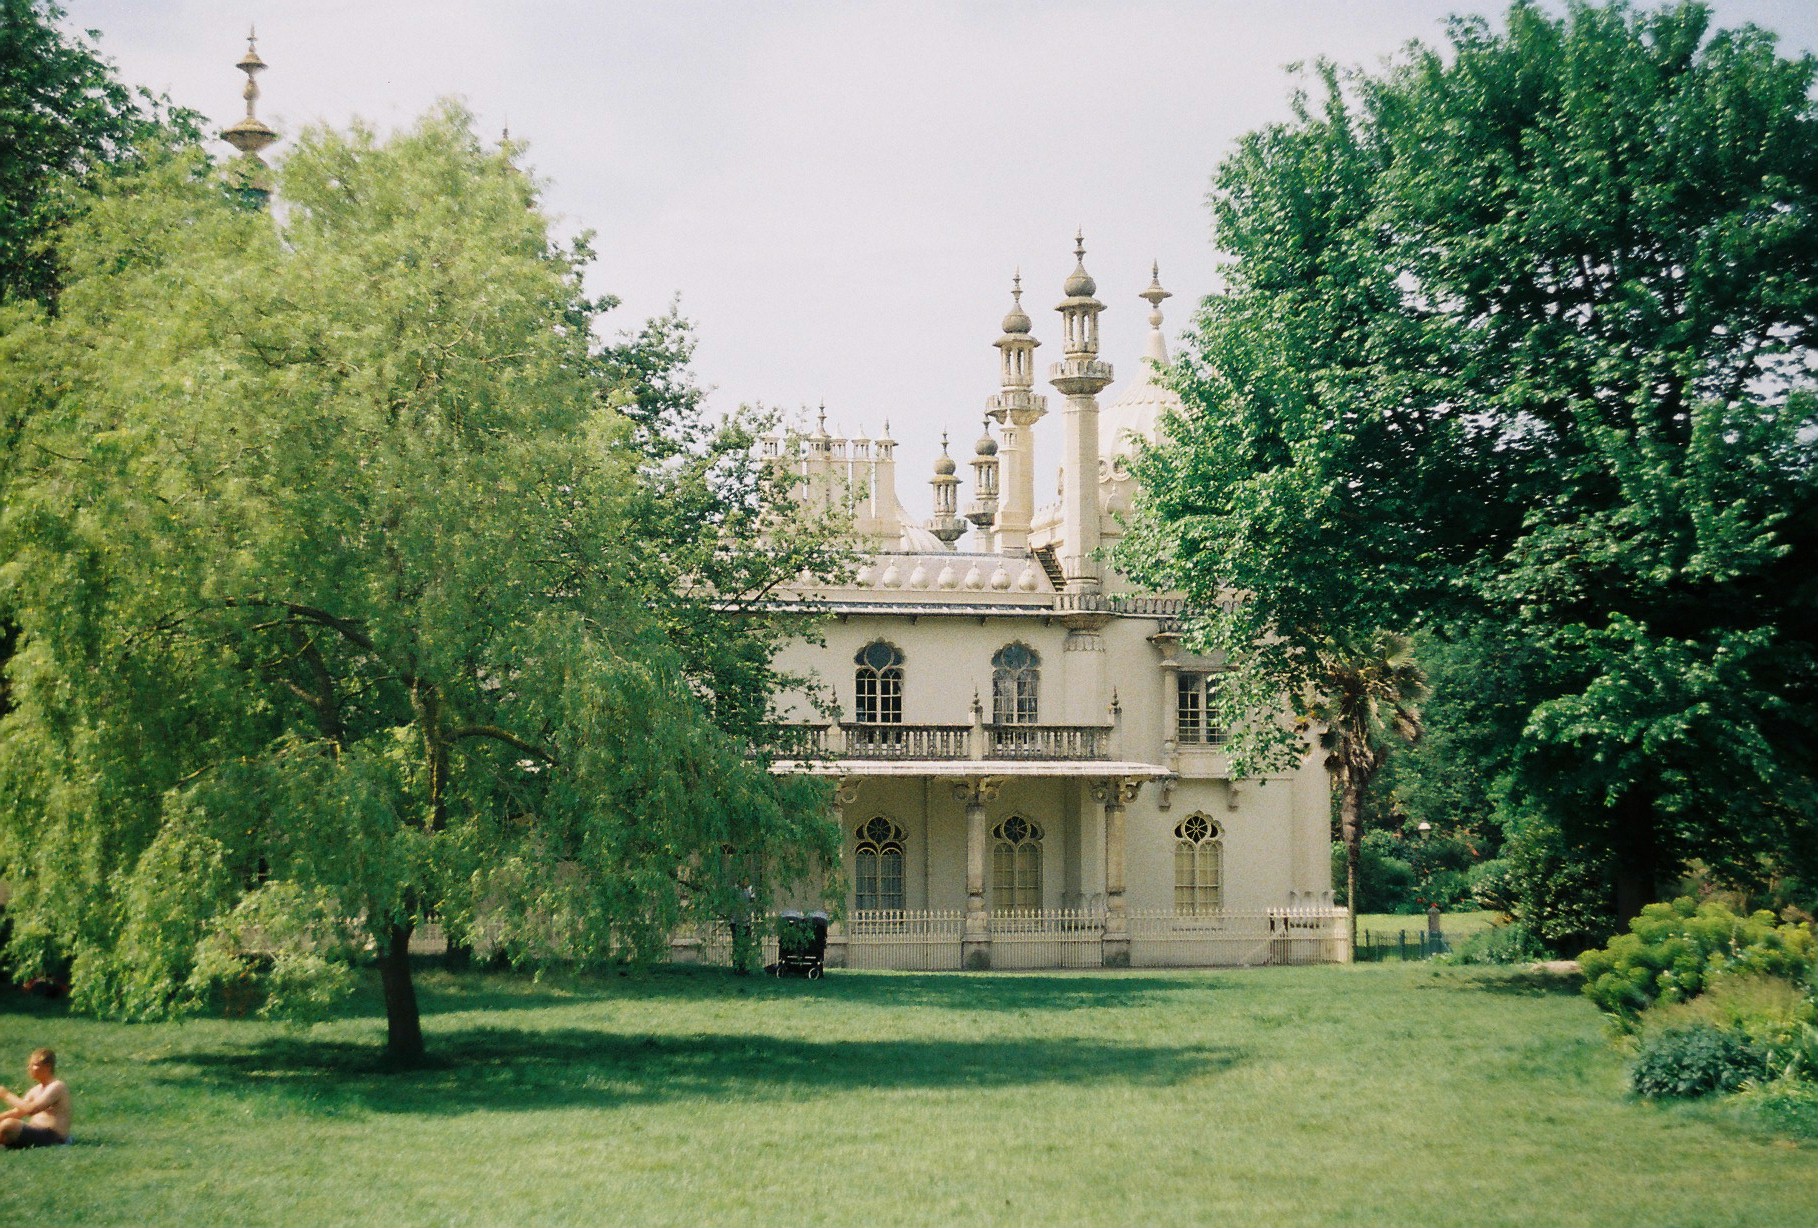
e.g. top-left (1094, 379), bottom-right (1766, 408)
top-left (1579, 898), bottom-right (1815, 1024)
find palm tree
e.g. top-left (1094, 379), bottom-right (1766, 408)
top-left (1312, 630), bottom-right (1430, 952)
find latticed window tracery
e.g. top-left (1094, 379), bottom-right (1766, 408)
top-left (991, 815), bottom-right (1043, 909)
top-left (854, 641), bottom-right (905, 724)
top-left (1173, 812), bottom-right (1224, 913)
top-left (854, 816), bottom-right (906, 911)
top-left (991, 643), bottom-right (1040, 725)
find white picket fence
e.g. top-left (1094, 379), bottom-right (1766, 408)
top-left (1127, 908), bottom-right (1346, 967)
top-left (841, 909), bottom-right (966, 970)
top-left (988, 908), bottom-right (1109, 969)
top-left (670, 907), bottom-right (1347, 971)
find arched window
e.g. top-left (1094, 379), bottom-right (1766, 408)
top-left (854, 816), bottom-right (906, 912)
top-left (991, 815), bottom-right (1043, 909)
top-left (1174, 813), bottom-right (1224, 914)
top-left (991, 643), bottom-right (1040, 726)
top-left (854, 641), bottom-right (905, 725)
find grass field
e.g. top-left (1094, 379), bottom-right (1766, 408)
top-left (3, 961), bottom-right (1811, 1228)
top-left (1355, 909), bottom-right (1500, 940)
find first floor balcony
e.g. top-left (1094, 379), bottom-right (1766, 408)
top-left (783, 721), bottom-right (1114, 762)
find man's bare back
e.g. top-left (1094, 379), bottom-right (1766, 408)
top-left (1, 1049), bottom-right (70, 1148)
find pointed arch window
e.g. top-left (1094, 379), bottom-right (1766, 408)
top-left (991, 643), bottom-right (1040, 726)
top-left (854, 641), bottom-right (904, 725)
top-left (1174, 813), bottom-right (1224, 914)
top-left (854, 816), bottom-right (906, 912)
top-left (991, 815), bottom-right (1043, 909)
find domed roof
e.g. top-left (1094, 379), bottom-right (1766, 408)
top-left (974, 429), bottom-right (998, 457)
top-left (898, 521), bottom-right (949, 552)
top-left (1100, 372), bottom-right (1182, 459)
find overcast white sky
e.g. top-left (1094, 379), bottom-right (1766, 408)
top-left (68, 1), bottom-right (1818, 516)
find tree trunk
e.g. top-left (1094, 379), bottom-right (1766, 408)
top-left (378, 921), bottom-right (425, 1065)
top-left (1341, 782), bottom-right (1363, 953)
top-left (1612, 793), bottom-right (1660, 926)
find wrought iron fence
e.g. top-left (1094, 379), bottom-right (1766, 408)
top-left (1353, 927), bottom-right (1453, 962)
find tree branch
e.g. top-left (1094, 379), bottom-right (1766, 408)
top-left (449, 724), bottom-right (559, 765)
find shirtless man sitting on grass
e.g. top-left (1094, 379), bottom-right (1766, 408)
top-left (0, 1049), bottom-right (71, 1149)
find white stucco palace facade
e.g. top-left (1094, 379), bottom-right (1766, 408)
top-left (759, 238), bottom-right (1344, 970)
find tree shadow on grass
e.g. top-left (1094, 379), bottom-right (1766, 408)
top-left (1421, 968), bottom-right (1587, 998)
top-left (402, 963), bottom-right (1218, 1019)
top-left (148, 1027), bottom-right (1241, 1117)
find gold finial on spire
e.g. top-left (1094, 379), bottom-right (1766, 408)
top-left (223, 28), bottom-right (277, 202)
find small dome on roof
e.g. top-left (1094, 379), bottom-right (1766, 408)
top-left (1063, 230), bottom-right (1097, 298)
top-left (934, 435), bottom-right (957, 476)
top-left (975, 429), bottom-right (998, 458)
top-left (899, 521), bottom-right (949, 552)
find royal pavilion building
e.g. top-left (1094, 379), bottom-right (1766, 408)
top-left (755, 236), bottom-right (1344, 971)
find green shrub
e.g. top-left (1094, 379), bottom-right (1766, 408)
top-left (1447, 921), bottom-right (1548, 965)
top-left (1499, 816), bottom-right (1615, 953)
top-left (1332, 834), bottom-right (1420, 913)
top-left (1730, 1075), bottom-right (1818, 1140)
top-left (1578, 898), bottom-right (1817, 1023)
top-left (1466, 858), bottom-right (1513, 913)
top-left (1420, 868), bottom-right (1472, 910)
top-left (1630, 1024), bottom-right (1769, 1098)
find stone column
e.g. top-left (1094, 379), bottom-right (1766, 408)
top-left (824, 778), bottom-right (863, 968)
top-left (1093, 776), bottom-right (1142, 967)
top-left (952, 776), bottom-right (1003, 970)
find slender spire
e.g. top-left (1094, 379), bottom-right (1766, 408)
top-left (222, 28), bottom-right (278, 202)
top-left (1140, 261), bottom-right (1173, 366)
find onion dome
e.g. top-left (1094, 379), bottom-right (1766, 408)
top-left (1000, 271), bottom-right (1033, 335)
top-left (1062, 230), bottom-right (1097, 298)
top-left (934, 434), bottom-right (957, 475)
top-left (974, 424), bottom-right (998, 457)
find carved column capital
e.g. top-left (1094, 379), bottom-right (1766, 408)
top-left (1091, 776), bottom-right (1143, 807)
top-left (949, 776), bottom-right (1005, 806)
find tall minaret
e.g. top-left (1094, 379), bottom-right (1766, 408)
top-left (965, 419), bottom-right (1000, 551)
top-left (926, 435), bottom-right (966, 546)
top-left (987, 272), bottom-right (1047, 555)
top-left (221, 29), bottom-right (278, 203)
top-left (1050, 232), bottom-right (1113, 594)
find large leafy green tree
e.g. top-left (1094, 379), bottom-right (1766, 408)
top-left (1, 0), bottom-right (200, 715)
top-left (0, 0), bottom-right (198, 308)
top-left (1123, 0), bottom-right (1818, 931)
top-left (0, 105), bottom-right (837, 1062)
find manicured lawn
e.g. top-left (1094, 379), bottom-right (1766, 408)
top-left (1356, 909), bottom-right (1500, 940)
top-left (4, 962), bottom-right (1810, 1227)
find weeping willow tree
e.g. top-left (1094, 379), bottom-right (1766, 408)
top-left (0, 103), bottom-right (839, 1063)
